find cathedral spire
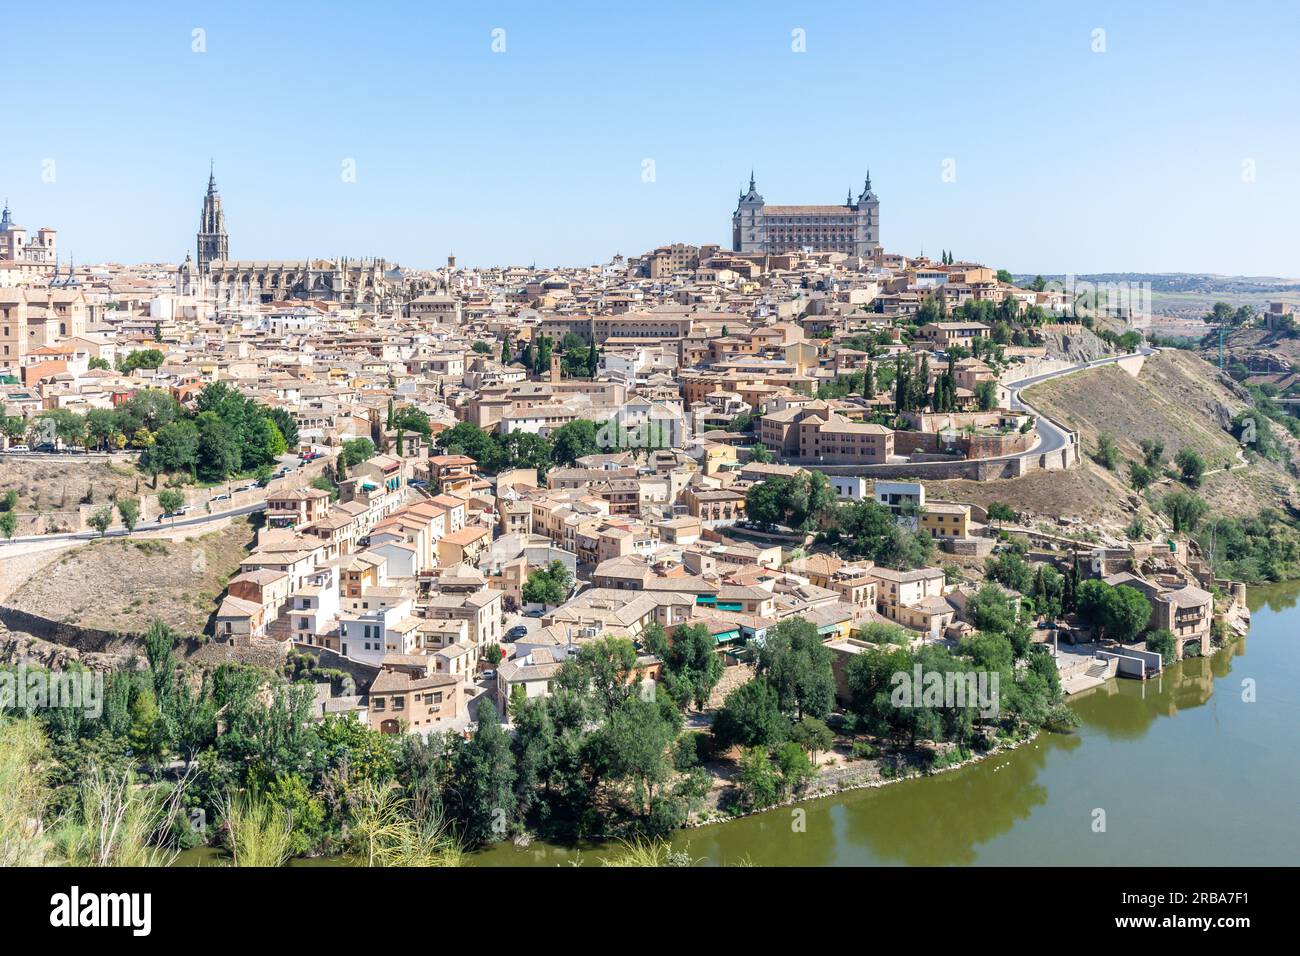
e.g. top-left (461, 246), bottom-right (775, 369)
top-left (197, 164), bottom-right (229, 272)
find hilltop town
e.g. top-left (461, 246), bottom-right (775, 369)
top-left (0, 171), bottom-right (1284, 850)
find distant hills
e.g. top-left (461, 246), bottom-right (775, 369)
top-left (1012, 273), bottom-right (1300, 320)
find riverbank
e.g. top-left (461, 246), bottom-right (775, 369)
top-left (685, 727), bottom-right (1043, 830)
top-left (476, 579), bottom-right (1293, 866)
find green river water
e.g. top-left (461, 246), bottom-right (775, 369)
top-left (182, 581), bottom-right (1300, 867)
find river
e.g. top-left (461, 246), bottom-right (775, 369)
top-left (177, 582), bottom-right (1299, 867)
top-left (474, 581), bottom-right (1300, 866)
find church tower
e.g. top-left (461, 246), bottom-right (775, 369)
top-left (732, 172), bottom-right (766, 253)
top-left (854, 170), bottom-right (880, 257)
top-left (197, 163), bottom-right (229, 272)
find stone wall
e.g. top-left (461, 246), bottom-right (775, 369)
top-left (0, 604), bottom-right (290, 669)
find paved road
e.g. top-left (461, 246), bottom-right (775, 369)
top-left (1006, 347), bottom-right (1155, 457)
top-left (0, 450), bottom-right (139, 463)
top-left (0, 500), bottom-right (266, 551)
top-left (796, 347), bottom-right (1154, 475)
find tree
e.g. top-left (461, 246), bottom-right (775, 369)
top-left (996, 268), bottom-right (1014, 284)
top-left (158, 489), bottom-right (185, 517)
top-left (88, 506), bottom-right (113, 535)
top-left (1077, 580), bottom-right (1151, 643)
top-left (789, 716), bottom-right (834, 764)
top-left (557, 636), bottom-right (639, 718)
top-left (744, 473), bottom-right (834, 533)
top-left (1146, 628), bottom-right (1176, 663)
top-left (1094, 433), bottom-right (1120, 470)
top-left (117, 348), bottom-right (164, 374)
top-left (435, 421), bottom-right (502, 472)
top-left (974, 380), bottom-right (998, 411)
top-left (1140, 438), bottom-right (1164, 468)
top-left (592, 695), bottom-right (678, 818)
top-left (1162, 491), bottom-right (1208, 534)
top-left (966, 582), bottom-right (1020, 634)
top-left (736, 746), bottom-right (782, 811)
top-left (748, 443), bottom-right (774, 464)
top-left (985, 551), bottom-right (1033, 594)
top-left (0, 511), bottom-right (16, 540)
top-left (472, 340), bottom-right (492, 354)
top-left (756, 618), bottom-right (835, 721)
top-left (550, 419), bottom-right (601, 466)
top-left (643, 622), bottom-right (722, 712)
top-left (391, 405), bottom-right (432, 440)
top-left (85, 408), bottom-right (119, 451)
top-left (1128, 460), bottom-right (1156, 490)
top-left (147, 420), bottom-right (199, 476)
top-left (38, 409), bottom-right (86, 451)
top-left (522, 560), bottom-right (572, 607)
top-left (1175, 448), bottom-right (1206, 487)
top-left (820, 498), bottom-right (933, 569)
top-left (267, 407), bottom-right (300, 448)
top-left (117, 499), bottom-right (140, 533)
top-left (987, 502), bottom-right (1017, 530)
top-left (453, 702), bottom-right (516, 845)
top-left (1, 490), bottom-right (17, 512)
top-left (1107, 585), bottom-right (1153, 643)
top-left (774, 740), bottom-right (814, 795)
top-left (712, 679), bottom-right (788, 750)
top-left (196, 412), bottom-right (241, 481)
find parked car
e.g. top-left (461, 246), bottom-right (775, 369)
top-left (507, 625), bottom-right (528, 639)
top-left (6, 444), bottom-right (28, 452)
top-left (481, 669), bottom-right (496, 680)
top-left (211, 493), bottom-right (231, 502)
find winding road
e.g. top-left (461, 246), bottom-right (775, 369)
top-left (0, 500), bottom-right (266, 553)
top-left (798, 346), bottom-right (1156, 475)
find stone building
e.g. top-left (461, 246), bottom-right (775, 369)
top-left (177, 167), bottom-right (417, 308)
top-left (732, 172), bottom-right (880, 257)
top-left (0, 202), bottom-right (57, 269)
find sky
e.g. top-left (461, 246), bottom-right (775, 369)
top-left (4, 0), bottom-right (1299, 275)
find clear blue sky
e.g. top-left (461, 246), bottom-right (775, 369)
top-left (4, 0), bottom-right (1298, 275)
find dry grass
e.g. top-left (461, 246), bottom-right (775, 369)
top-left (6, 518), bottom-right (256, 635)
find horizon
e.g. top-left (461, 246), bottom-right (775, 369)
top-left (4, 0), bottom-right (1298, 275)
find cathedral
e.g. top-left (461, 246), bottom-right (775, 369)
top-left (178, 167), bottom-right (413, 309)
top-left (732, 172), bottom-right (880, 257)
top-left (196, 163), bottom-right (228, 270)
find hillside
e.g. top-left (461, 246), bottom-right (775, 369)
top-left (1204, 325), bottom-right (1300, 370)
top-left (0, 454), bottom-right (144, 514)
top-left (929, 350), bottom-right (1298, 536)
top-left (3, 518), bottom-right (256, 637)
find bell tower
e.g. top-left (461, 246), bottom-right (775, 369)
top-left (197, 162), bottom-right (229, 272)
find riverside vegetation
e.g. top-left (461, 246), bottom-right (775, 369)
top-left (1, 588), bottom-right (1079, 865)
